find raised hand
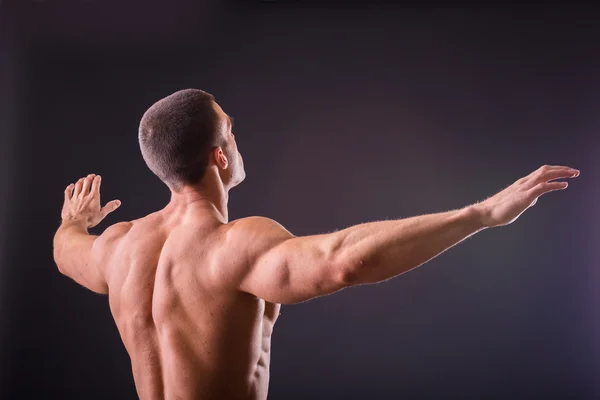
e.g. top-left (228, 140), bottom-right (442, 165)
top-left (61, 174), bottom-right (121, 229)
top-left (473, 165), bottom-right (579, 228)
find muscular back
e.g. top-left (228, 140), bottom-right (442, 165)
top-left (102, 210), bottom-right (280, 400)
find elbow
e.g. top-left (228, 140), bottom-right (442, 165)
top-left (53, 248), bottom-right (65, 274)
top-left (54, 258), bottom-right (64, 275)
top-left (52, 235), bottom-right (61, 270)
top-left (327, 234), bottom-right (363, 286)
top-left (330, 246), bottom-right (363, 286)
top-left (337, 259), bottom-right (363, 286)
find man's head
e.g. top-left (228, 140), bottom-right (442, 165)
top-left (139, 89), bottom-right (245, 193)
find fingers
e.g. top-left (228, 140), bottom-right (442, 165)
top-left (529, 181), bottom-right (569, 199)
top-left (521, 165), bottom-right (579, 188)
top-left (80, 174), bottom-right (96, 196)
top-left (71, 174), bottom-right (100, 198)
top-left (73, 178), bottom-right (84, 197)
top-left (64, 183), bottom-right (75, 202)
top-left (90, 175), bottom-right (101, 195)
top-left (525, 168), bottom-right (578, 189)
top-left (101, 199), bottom-right (121, 217)
top-left (518, 164), bottom-right (578, 206)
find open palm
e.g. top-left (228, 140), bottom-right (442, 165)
top-left (61, 174), bottom-right (121, 228)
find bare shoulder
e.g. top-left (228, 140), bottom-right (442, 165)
top-left (93, 221), bottom-right (134, 256)
top-left (226, 216), bottom-right (294, 252)
top-left (228, 216), bottom-right (292, 239)
top-left (212, 217), bottom-right (294, 287)
top-left (99, 221), bottom-right (134, 242)
top-left (89, 221), bottom-right (134, 284)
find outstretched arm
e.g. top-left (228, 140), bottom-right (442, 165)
top-left (53, 174), bottom-right (121, 294)
top-left (229, 165), bottom-right (579, 304)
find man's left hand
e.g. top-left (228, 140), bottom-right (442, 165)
top-left (61, 174), bottom-right (121, 229)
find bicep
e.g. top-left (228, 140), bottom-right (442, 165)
top-left (234, 218), bottom-right (349, 304)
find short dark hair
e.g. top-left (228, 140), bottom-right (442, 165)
top-left (139, 89), bottom-right (222, 191)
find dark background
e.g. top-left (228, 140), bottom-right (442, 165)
top-left (1, 2), bottom-right (598, 399)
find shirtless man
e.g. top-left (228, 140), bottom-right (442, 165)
top-left (52, 89), bottom-right (580, 400)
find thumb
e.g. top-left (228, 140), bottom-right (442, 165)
top-left (102, 199), bottom-right (121, 216)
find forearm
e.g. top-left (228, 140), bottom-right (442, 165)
top-left (53, 219), bottom-right (96, 269)
top-left (334, 205), bottom-right (487, 285)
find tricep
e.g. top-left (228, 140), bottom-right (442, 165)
top-left (231, 217), bottom-right (354, 304)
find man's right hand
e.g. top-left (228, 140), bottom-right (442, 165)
top-left (473, 165), bottom-right (580, 228)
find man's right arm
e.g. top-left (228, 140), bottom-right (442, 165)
top-left (229, 207), bottom-right (483, 304)
top-left (229, 165), bottom-right (578, 304)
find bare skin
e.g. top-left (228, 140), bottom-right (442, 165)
top-left (53, 100), bottom-right (580, 400)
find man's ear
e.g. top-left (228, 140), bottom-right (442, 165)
top-left (214, 146), bottom-right (229, 169)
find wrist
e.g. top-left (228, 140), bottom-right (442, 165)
top-left (461, 204), bottom-right (490, 231)
top-left (59, 217), bottom-right (89, 231)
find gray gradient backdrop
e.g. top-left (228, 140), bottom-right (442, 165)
top-left (1, 2), bottom-right (598, 399)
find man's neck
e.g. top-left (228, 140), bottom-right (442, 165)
top-left (168, 179), bottom-right (229, 223)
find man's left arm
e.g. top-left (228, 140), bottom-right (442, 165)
top-left (53, 174), bottom-right (121, 295)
